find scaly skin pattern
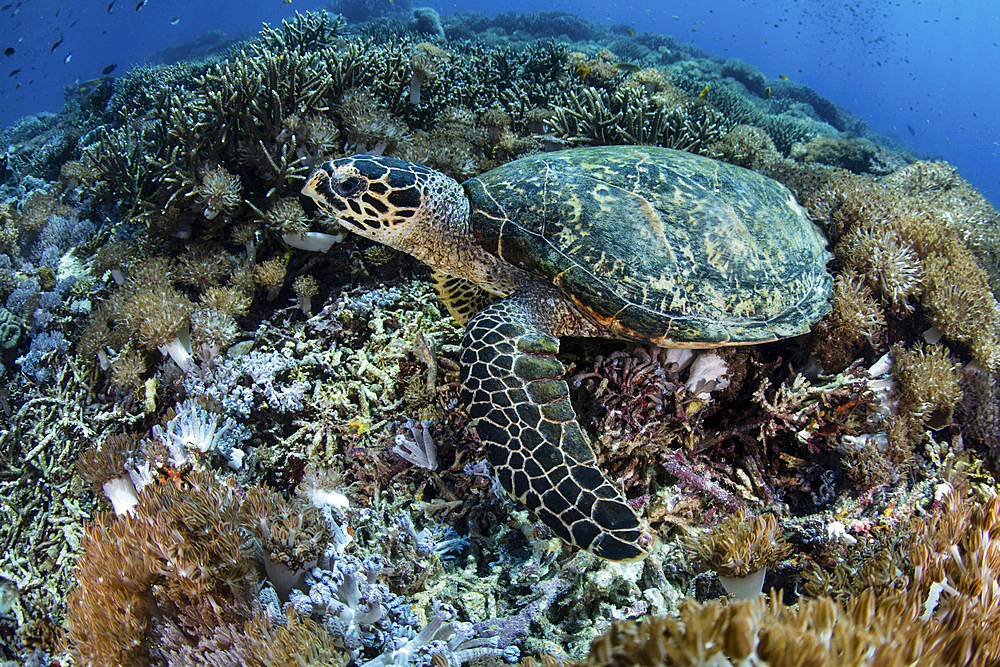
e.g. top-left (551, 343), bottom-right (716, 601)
top-left (459, 296), bottom-right (646, 561)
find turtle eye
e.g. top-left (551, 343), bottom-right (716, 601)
top-left (335, 176), bottom-right (366, 198)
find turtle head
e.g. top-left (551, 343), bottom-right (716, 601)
top-left (301, 154), bottom-right (468, 254)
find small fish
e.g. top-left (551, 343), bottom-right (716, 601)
top-left (75, 76), bottom-right (104, 93)
top-left (170, 15), bottom-right (179, 24)
top-left (575, 64), bottom-right (590, 82)
top-left (698, 84), bottom-right (709, 99)
top-left (615, 62), bottom-right (641, 73)
top-left (3, 47), bottom-right (12, 56)
top-left (106, 0), bottom-right (114, 12)
top-left (63, 53), bottom-right (71, 64)
top-left (50, 36), bottom-right (63, 52)
top-left (8, 68), bottom-right (19, 77)
top-left (626, 28), bottom-right (634, 36)
top-left (778, 74), bottom-right (789, 80)
top-left (0, 153), bottom-right (7, 181)
top-left (0, 4), bottom-right (10, 10)
top-left (101, 63), bottom-right (117, 75)
top-left (135, 0), bottom-right (145, 9)
top-left (907, 123), bottom-right (915, 136)
top-left (764, 86), bottom-right (771, 98)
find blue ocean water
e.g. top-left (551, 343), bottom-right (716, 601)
top-left (0, 0), bottom-right (997, 206)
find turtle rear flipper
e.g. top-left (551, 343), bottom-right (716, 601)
top-left (460, 298), bottom-right (647, 561)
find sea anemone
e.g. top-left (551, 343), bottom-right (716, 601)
top-left (113, 283), bottom-right (195, 372)
top-left (199, 285), bottom-right (252, 318)
top-left (253, 258), bottom-right (287, 301)
top-left (195, 165), bottom-right (243, 220)
top-left (339, 90), bottom-right (409, 155)
top-left (242, 486), bottom-right (333, 601)
top-left (65, 471), bottom-right (255, 666)
top-left (190, 307), bottom-right (239, 361)
top-left (685, 508), bottom-right (790, 599)
top-left (408, 42), bottom-right (450, 105)
top-left (262, 197), bottom-right (309, 235)
top-left (77, 434), bottom-right (140, 516)
top-left (173, 244), bottom-right (234, 290)
top-left (292, 274), bottom-right (319, 315)
top-left (892, 342), bottom-right (963, 429)
top-left (108, 347), bottom-right (147, 389)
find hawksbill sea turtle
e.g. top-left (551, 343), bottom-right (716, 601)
top-left (302, 145), bottom-right (832, 561)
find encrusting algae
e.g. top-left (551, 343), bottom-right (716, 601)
top-left (0, 7), bottom-right (998, 666)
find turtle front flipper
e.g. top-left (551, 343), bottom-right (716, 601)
top-left (460, 298), bottom-right (647, 561)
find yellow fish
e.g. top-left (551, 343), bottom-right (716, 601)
top-left (778, 74), bottom-right (789, 80)
top-left (765, 86), bottom-right (771, 98)
top-left (626, 28), bottom-right (634, 36)
top-left (576, 64), bottom-right (590, 82)
top-left (698, 84), bottom-right (709, 99)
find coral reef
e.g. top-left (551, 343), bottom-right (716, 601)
top-left (0, 7), bottom-right (998, 666)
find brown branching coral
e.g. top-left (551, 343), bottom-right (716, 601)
top-left (256, 10), bottom-right (345, 53)
top-left (82, 122), bottom-right (162, 218)
top-left (550, 84), bottom-right (726, 153)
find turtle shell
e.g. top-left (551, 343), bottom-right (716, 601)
top-left (463, 145), bottom-right (832, 346)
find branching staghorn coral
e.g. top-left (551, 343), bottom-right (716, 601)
top-left (82, 122), bottom-right (165, 219)
top-left (0, 360), bottom-right (96, 653)
top-left (550, 84), bottom-right (727, 152)
top-left (256, 10), bottom-right (346, 54)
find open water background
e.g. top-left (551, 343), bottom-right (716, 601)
top-left (0, 0), bottom-right (997, 205)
